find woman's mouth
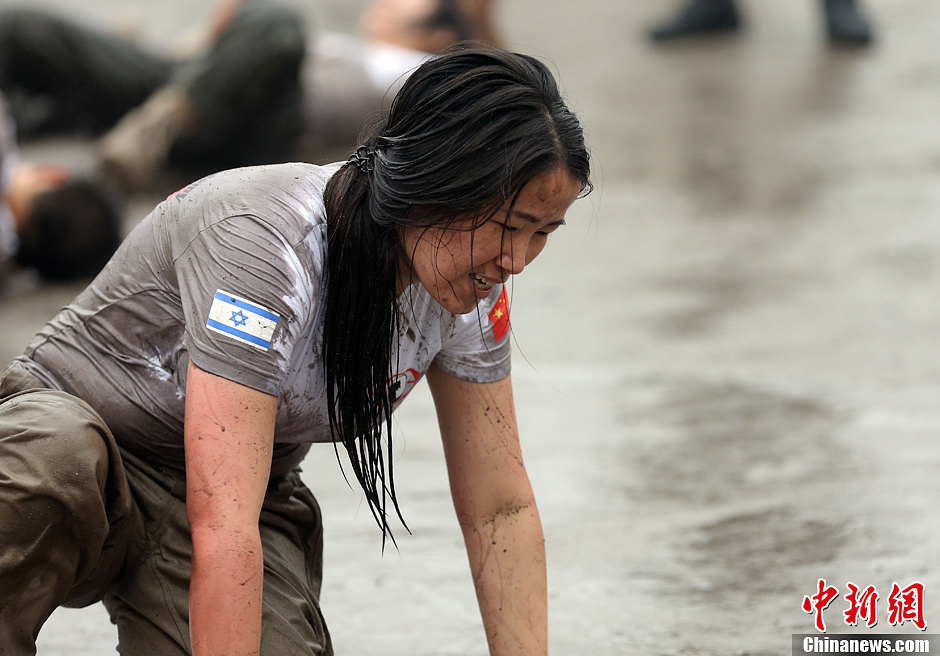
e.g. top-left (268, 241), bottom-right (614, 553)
top-left (469, 272), bottom-right (494, 296)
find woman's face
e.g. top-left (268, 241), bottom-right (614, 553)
top-left (400, 167), bottom-right (584, 314)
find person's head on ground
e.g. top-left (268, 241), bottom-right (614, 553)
top-left (322, 44), bottom-right (591, 538)
top-left (8, 165), bottom-right (122, 281)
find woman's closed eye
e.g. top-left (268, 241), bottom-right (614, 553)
top-left (490, 219), bottom-right (561, 237)
top-left (490, 219), bottom-right (519, 232)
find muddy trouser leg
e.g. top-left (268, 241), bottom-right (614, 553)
top-left (0, 386), bottom-right (135, 656)
top-left (169, 0), bottom-right (307, 171)
top-left (103, 451), bottom-right (334, 655)
top-left (0, 7), bottom-right (175, 133)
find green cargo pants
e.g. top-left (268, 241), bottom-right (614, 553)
top-left (0, 368), bottom-right (332, 655)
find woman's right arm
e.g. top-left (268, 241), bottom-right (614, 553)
top-left (184, 361), bottom-right (277, 656)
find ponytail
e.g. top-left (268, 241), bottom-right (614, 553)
top-left (323, 154), bottom-right (407, 544)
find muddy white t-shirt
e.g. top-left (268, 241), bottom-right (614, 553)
top-left (11, 162), bottom-right (511, 466)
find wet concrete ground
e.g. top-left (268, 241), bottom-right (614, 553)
top-left (4, 0), bottom-right (939, 654)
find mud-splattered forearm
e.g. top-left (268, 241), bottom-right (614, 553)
top-left (184, 362), bottom-right (276, 656)
top-left (459, 499), bottom-right (548, 656)
top-left (427, 366), bottom-right (548, 655)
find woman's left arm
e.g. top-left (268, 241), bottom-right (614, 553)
top-left (427, 363), bottom-right (547, 656)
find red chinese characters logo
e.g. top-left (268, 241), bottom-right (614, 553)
top-left (802, 579), bottom-right (840, 632)
top-left (888, 582), bottom-right (926, 631)
top-left (843, 582), bottom-right (879, 628)
top-left (802, 579), bottom-right (926, 632)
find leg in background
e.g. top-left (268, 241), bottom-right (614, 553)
top-left (0, 7), bottom-right (174, 137)
top-left (647, 0), bottom-right (741, 43)
top-left (821, 0), bottom-right (874, 46)
top-left (99, 0), bottom-right (307, 189)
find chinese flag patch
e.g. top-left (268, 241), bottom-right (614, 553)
top-left (488, 287), bottom-right (510, 341)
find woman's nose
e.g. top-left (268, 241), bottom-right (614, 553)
top-left (498, 247), bottom-right (527, 275)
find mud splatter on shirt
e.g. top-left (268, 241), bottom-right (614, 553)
top-left (11, 162), bottom-right (510, 466)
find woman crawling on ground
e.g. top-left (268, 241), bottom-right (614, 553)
top-left (0, 45), bottom-right (591, 656)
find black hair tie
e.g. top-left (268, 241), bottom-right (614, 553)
top-left (347, 146), bottom-right (376, 175)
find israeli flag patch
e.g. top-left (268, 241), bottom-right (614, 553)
top-left (206, 290), bottom-right (280, 351)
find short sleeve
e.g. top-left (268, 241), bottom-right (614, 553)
top-left (174, 214), bottom-right (318, 395)
top-left (433, 284), bottom-right (511, 383)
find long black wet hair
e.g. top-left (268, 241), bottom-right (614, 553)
top-left (322, 45), bottom-right (592, 541)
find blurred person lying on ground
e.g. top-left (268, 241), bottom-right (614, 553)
top-left (0, 92), bottom-right (121, 287)
top-left (0, 0), bottom-right (498, 192)
top-left (648, 0), bottom-right (874, 46)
